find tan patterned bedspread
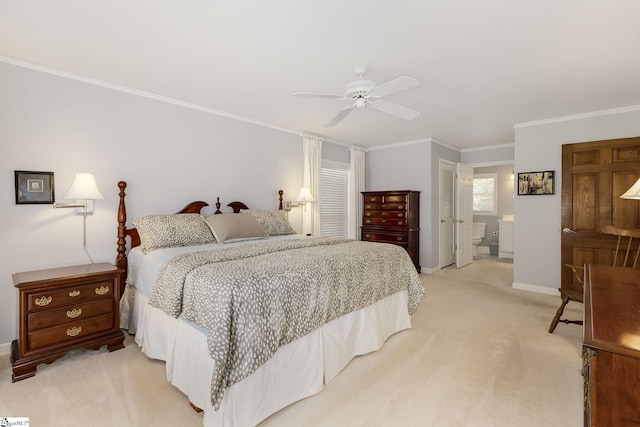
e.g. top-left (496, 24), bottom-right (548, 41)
top-left (149, 237), bottom-right (425, 409)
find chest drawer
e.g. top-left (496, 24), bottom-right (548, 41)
top-left (27, 280), bottom-right (114, 312)
top-left (364, 210), bottom-right (407, 219)
top-left (363, 217), bottom-right (408, 227)
top-left (362, 231), bottom-right (407, 244)
top-left (28, 313), bottom-right (114, 351)
top-left (363, 194), bottom-right (407, 203)
top-left (364, 203), bottom-right (406, 211)
top-left (28, 299), bottom-right (114, 331)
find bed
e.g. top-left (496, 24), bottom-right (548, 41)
top-left (115, 181), bottom-right (425, 426)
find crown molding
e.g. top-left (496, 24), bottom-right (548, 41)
top-left (1, 55), bottom-right (358, 147)
top-left (368, 138), bottom-right (432, 151)
top-left (461, 143), bottom-right (514, 152)
top-left (514, 105), bottom-right (640, 129)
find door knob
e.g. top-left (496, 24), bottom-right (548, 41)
top-left (440, 219), bottom-right (446, 223)
top-left (562, 228), bottom-right (576, 234)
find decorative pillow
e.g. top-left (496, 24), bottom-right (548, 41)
top-left (243, 209), bottom-right (297, 236)
top-left (204, 214), bottom-right (269, 244)
top-left (133, 214), bottom-right (215, 253)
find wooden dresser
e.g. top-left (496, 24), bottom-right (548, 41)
top-left (361, 190), bottom-right (420, 272)
top-left (11, 263), bottom-right (125, 382)
top-left (583, 264), bottom-right (640, 426)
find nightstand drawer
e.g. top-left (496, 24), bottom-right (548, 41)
top-left (28, 299), bottom-right (114, 330)
top-left (28, 313), bottom-right (114, 351)
top-left (27, 280), bottom-right (114, 312)
top-left (12, 263), bottom-right (125, 382)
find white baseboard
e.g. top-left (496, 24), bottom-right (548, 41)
top-left (512, 281), bottom-right (560, 296)
top-left (421, 266), bottom-right (440, 274)
top-left (0, 341), bottom-right (11, 357)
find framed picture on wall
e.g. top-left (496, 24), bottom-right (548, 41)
top-left (15, 170), bottom-right (55, 204)
top-left (517, 170), bottom-right (554, 195)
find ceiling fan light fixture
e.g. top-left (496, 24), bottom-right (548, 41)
top-left (293, 65), bottom-right (421, 127)
top-left (345, 79), bottom-right (374, 99)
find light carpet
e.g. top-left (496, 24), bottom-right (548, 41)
top-left (0, 256), bottom-right (583, 426)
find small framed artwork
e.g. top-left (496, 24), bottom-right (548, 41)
top-left (517, 170), bottom-right (555, 195)
top-left (15, 170), bottom-right (55, 204)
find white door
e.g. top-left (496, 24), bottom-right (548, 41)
top-left (456, 163), bottom-right (473, 268)
top-left (439, 161), bottom-right (456, 268)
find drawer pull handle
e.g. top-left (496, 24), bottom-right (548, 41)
top-left (69, 290), bottom-right (80, 297)
top-left (35, 296), bottom-right (52, 306)
top-left (365, 205), bottom-right (371, 209)
top-left (66, 326), bottom-right (82, 337)
top-left (371, 197), bottom-right (377, 201)
top-left (365, 234), bottom-right (371, 238)
top-left (366, 219), bottom-right (371, 224)
top-left (397, 236), bottom-right (403, 241)
top-left (66, 308), bottom-right (83, 318)
top-left (95, 285), bottom-right (110, 295)
top-left (365, 212), bottom-right (371, 217)
top-left (382, 219), bottom-right (386, 223)
top-left (397, 213), bottom-right (403, 218)
top-left (398, 204), bottom-right (404, 209)
top-left (398, 221), bottom-right (404, 225)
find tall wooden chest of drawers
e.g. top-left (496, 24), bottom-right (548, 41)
top-left (11, 263), bottom-right (125, 382)
top-left (361, 190), bottom-right (420, 272)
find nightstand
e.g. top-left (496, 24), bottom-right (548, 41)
top-left (11, 262), bottom-right (125, 382)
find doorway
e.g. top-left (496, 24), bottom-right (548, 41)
top-left (471, 163), bottom-right (515, 263)
top-left (439, 161), bottom-right (456, 268)
top-left (439, 160), bottom-right (515, 270)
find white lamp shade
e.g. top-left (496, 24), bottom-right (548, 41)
top-left (296, 187), bottom-right (315, 203)
top-left (621, 177), bottom-right (640, 199)
top-left (64, 173), bottom-right (105, 200)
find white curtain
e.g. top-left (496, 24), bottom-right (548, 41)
top-left (349, 146), bottom-right (366, 239)
top-left (302, 136), bottom-right (323, 236)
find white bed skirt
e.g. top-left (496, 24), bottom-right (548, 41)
top-left (120, 286), bottom-right (411, 427)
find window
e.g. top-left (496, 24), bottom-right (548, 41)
top-left (473, 173), bottom-right (497, 215)
top-left (320, 161), bottom-right (349, 238)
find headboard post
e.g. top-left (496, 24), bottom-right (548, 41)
top-left (278, 190), bottom-right (284, 210)
top-left (116, 181), bottom-right (128, 294)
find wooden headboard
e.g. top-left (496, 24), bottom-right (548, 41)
top-left (115, 181), bottom-right (285, 290)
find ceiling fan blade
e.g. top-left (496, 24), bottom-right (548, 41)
top-left (371, 100), bottom-right (420, 121)
top-left (324, 105), bottom-right (354, 127)
top-left (293, 91), bottom-right (344, 100)
top-left (372, 76), bottom-right (420, 97)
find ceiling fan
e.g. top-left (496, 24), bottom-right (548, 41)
top-left (293, 65), bottom-right (421, 127)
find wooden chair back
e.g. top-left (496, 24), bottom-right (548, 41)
top-left (600, 225), bottom-right (640, 268)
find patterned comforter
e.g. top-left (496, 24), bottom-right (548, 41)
top-left (149, 237), bottom-right (425, 409)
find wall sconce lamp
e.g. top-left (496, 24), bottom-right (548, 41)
top-left (54, 173), bottom-right (105, 263)
top-left (282, 187), bottom-right (315, 212)
top-left (296, 187), bottom-right (315, 212)
top-left (620, 178), bottom-right (640, 199)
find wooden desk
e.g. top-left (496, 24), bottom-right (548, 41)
top-left (583, 264), bottom-right (640, 426)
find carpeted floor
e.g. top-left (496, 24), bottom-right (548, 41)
top-left (0, 256), bottom-right (583, 426)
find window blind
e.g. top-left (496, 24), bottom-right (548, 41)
top-left (321, 165), bottom-right (349, 238)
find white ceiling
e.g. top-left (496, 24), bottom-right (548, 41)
top-left (1, 0), bottom-right (639, 150)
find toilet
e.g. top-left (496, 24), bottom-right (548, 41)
top-left (472, 222), bottom-right (487, 258)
